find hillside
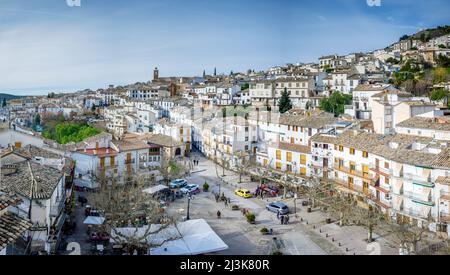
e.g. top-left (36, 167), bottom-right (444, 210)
top-left (0, 93), bottom-right (23, 101)
top-left (399, 25), bottom-right (450, 43)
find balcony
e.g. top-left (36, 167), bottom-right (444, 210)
top-left (402, 191), bottom-right (435, 206)
top-left (369, 165), bottom-right (392, 178)
top-left (334, 165), bottom-right (374, 181)
top-left (398, 207), bottom-right (432, 220)
top-left (402, 173), bottom-right (434, 188)
top-left (333, 178), bottom-right (365, 194)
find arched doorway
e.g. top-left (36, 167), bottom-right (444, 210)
top-left (175, 148), bottom-right (181, 156)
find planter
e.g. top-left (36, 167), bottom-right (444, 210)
top-left (232, 205), bottom-right (240, 211)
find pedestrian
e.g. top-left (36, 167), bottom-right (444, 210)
top-left (224, 199), bottom-right (228, 206)
top-left (285, 215), bottom-right (290, 225)
top-left (217, 210), bottom-right (221, 219)
top-left (277, 211), bottom-right (280, 220)
top-left (280, 215), bottom-right (285, 225)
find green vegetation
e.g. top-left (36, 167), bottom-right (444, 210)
top-left (241, 83), bottom-right (250, 90)
top-left (385, 57), bottom-right (400, 65)
top-left (42, 120), bottom-right (101, 144)
top-left (0, 93), bottom-right (22, 105)
top-left (400, 25), bottom-right (450, 43)
top-left (437, 54), bottom-right (450, 68)
top-left (432, 67), bottom-right (449, 84)
top-left (246, 213), bottom-right (256, 223)
top-left (203, 182), bottom-right (209, 192)
top-left (319, 92), bottom-right (352, 116)
top-left (278, 88), bottom-right (293, 114)
top-left (220, 105), bottom-right (252, 117)
top-left (32, 114), bottom-right (41, 132)
top-left (431, 88), bottom-right (450, 107)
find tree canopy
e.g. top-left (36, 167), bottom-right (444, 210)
top-left (43, 122), bottom-right (101, 144)
top-left (278, 88), bottom-right (293, 114)
top-left (320, 92), bottom-right (352, 116)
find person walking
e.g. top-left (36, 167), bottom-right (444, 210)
top-left (277, 211), bottom-right (280, 220)
top-left (280, 215), bottom-right (285, 225)
top-left (217, 210), bottom-right (221, 219)
top-left (285, 215), bottom-right (290, 225)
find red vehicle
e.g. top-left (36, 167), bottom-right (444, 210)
top-left (255, 184), bottom-right (279, 197)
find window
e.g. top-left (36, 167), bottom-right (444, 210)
top-left (384, 162), bottom-right (390, 169)
top-left (300, 154), bottom-right (307, 165)
top-left (350, 148), bottom-right (355, 155)
top-left (350, 162), bottom-right (356, 174)
top-left (276, 162), bottom-right (282, 170)
top-left (339, 146), bottom-right (344, 152)
top-left (300, 167), bottom-right (307, 176)
top-left (276, 150), bottom-right (282, 160)
top-left (363, 165), bottom-right (369, 178)
top-left (362, 151), bottom-right (369, 158)
top-left (287, 152), bottom-right (293, 162)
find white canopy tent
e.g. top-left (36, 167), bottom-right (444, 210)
top-left (83, 216), bottom-right (105, 225)
top-left (143, 185), bottom-right (169, 195)
top-left (110, 219), bottom-right (228, 255)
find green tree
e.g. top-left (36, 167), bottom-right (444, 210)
top-left (1, 98), bottom-right (6, 108)
top-left (278, 88), bottom-right (292, 114)
top-left (430, 88), bottom-right (449, 106)
top-left (319, 91), bottom-right (353, 116)
top-left (241, 83), bottom-right (250, 90)
top-left (437, 54), bottom-right (450, 67)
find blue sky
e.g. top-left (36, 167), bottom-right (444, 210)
top-left (0, 0), bottom-right (449, 95)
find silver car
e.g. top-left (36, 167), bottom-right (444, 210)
top-left (266, 202), bottom-right (289, 215)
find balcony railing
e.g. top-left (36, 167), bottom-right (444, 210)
top-left (334, 165), bottom-right (374, 181)
top-left (402, 173), bottom-right (434, 188)
top-left (398, 207), bottom-right (431, 220)
top-left (369, 165), bottom-right (392, 177)
top-left (402, 191), bottom-right (434, 206)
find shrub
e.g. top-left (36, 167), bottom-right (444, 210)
top-left (260, 228), bottom-right (269, 234)
top-left (203, 182), bottom-right (209, 192)
top-left (232, 205), bottom-right (239, 211)
top-left (246, 213), bottom-right (256, 223)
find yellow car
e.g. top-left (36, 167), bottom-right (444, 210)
top-left (235, 189), bottom-right (253, 198)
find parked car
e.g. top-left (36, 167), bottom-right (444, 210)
top-left (235, 188), bottom-right (253, 198)
top-left (169, 179), bottom-right (188, 189)
top-left (180, 184), bottom-right (200, 195)
top-left (266, 202), bottom-right (289, 215)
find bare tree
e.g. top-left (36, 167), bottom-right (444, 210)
top-left (387, 221), bottom-right (429, 255)
top-left (87, 174), bottom-right (179, 254)
top-left (233, 150), bottom-right (251, 183)
top-left (159, 158), bottom-right (190, 186)
top-left (353, 206), bottom-right (384, 243)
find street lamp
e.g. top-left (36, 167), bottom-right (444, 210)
top-left (186, 194), bottom-right (193, 220)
